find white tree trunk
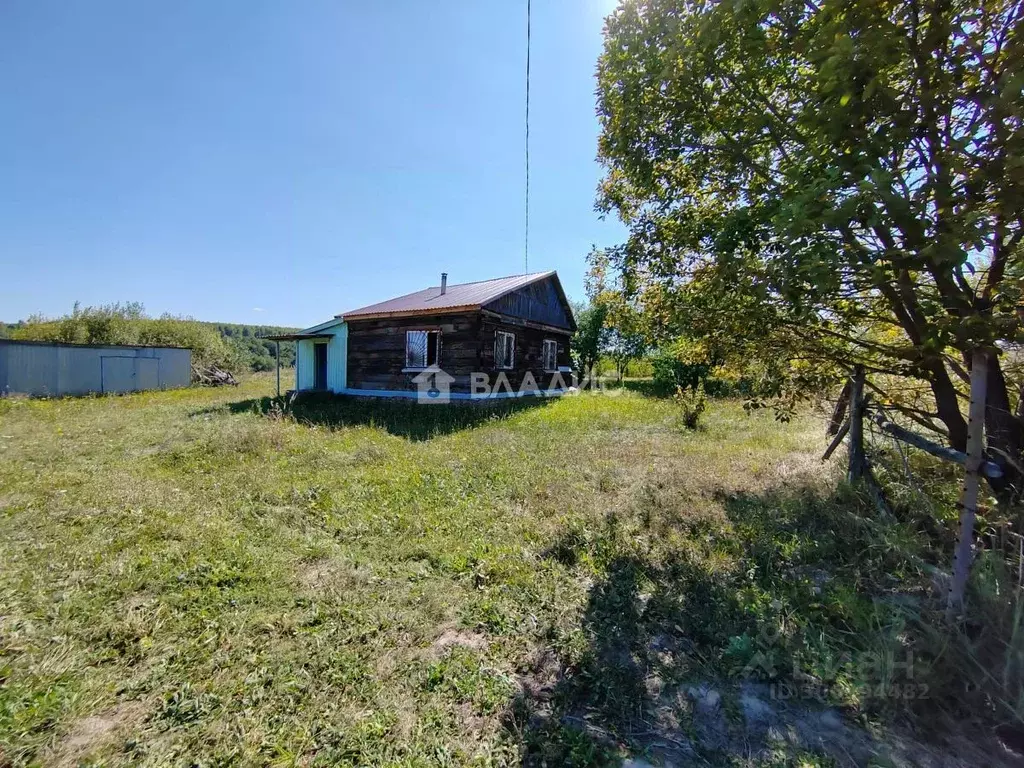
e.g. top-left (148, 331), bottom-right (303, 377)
top-left (946, 349), bottom-right (988, 621)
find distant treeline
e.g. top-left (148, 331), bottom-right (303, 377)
top-left (207, 322), bottom-right (297, 371)
top-left (2, 303), bottom-right (297, 374)
top-left (0, 321), bottom-right (24, 338)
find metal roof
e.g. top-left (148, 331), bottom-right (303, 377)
top-left (0, 338), bottom-right (191, 351)
top-left (338, 271), bottom-right (558, 320)
top-left (260, 332), bottom-right (333, 342)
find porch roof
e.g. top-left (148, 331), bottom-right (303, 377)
top-left (259, 333), bottom-right (333, 342)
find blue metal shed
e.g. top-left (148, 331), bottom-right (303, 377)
top-left (0, 339), bottom-right (191, 397)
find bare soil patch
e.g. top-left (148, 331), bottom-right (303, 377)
top-left (44, 701), bottom-right (146, 768)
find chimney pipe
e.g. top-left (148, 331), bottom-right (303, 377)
top-left (440, 272), bottom-right (448, 295)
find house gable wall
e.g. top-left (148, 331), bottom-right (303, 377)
top-left (482, 274), bottom-right (574, 331)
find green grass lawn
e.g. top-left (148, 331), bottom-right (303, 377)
top-left (0, 376), bottom-right (1006, 766)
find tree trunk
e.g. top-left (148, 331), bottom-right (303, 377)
top-left (983, 351), bottom-right (1022, 498)
top-left (848, 366), bottom-right (867, 482)
top-left (926, 358), bottom-right (969, 452)
top-left (828, 379), bottom-right (852, 436)
top-left (947, 349), bottom-right (988, 621)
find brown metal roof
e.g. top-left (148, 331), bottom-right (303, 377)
top-left (338, 271), bottom-right (557, 320)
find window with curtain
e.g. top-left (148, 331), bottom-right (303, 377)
top-left (542, 339), bottom-right (558, 371)
top-left (406, 330), bottom-right (440, 369)
top-left (494, 331), bottom-right (515, 369)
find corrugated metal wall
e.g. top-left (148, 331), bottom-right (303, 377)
top-left (295, 321), bottom-right (347, 393)
top-left (0, 341), bottom-right (191, 397)
top-left (296, 340), bottom-right (315, 390)
top-left (327, 323), bottom-right (347, 392)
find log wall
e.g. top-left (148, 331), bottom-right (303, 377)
top-left (346, 312), bottom-right (571, 394)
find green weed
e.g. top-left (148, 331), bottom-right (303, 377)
top-left (0, 374), bottom-right (1010, 765)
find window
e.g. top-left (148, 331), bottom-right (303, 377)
top-left (494, 330), bottom-right (515, 369)
top-left (405, 330), bottom-right (441, 369)
top-left (542, 339), bottom-right (558, 372)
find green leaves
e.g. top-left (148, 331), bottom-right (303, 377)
top-left (595, 0), bottom-right (1024, 450)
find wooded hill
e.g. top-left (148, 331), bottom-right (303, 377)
top-left (204, 322), bottom-right (297, 371)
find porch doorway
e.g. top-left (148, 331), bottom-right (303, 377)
top-left (314, 343), bottom-right (328, 390)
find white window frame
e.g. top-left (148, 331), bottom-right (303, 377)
top-left (542, 339), bottom-right (558, 372)
top-left (404, 329), bottom-right (441, 371)
top-left (494, 330), bottom-right (516, 370)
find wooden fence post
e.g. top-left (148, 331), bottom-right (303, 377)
top-left (275, 340), bottom-right (281, 398)
top-left (946, 349), bottom-right (988, 621)
top-left (828, 379), bottom-right (852, 436)
top-left (848, 365), bottom-right (866, 482)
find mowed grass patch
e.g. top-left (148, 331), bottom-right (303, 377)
top-left (1, 375), bottom-right (970, 766)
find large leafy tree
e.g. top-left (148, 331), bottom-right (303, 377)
top-left (587, 251), bottom-right (650, 379)
top-left (571, 300), bottom-right (610, 377)
top-left (596, 0), bottom-right (1024, 489)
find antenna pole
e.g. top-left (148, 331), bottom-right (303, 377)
top-left (524, 0), bottom-right (531, 274)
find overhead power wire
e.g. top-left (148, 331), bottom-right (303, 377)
top-left (524, 0), bottom-right (531, 274)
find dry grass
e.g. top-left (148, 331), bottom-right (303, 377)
top-left (0, 374), bottom-right (1010, 766)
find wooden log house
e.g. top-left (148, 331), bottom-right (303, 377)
top-left (265, 271), bottom-right (576, 401)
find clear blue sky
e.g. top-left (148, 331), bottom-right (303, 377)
top-left (0, 0), bottom-right (624, 328)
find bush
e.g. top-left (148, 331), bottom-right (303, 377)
top-left (218, 328), bottom-right (295, 371)
top-left (650, 340), bottom-right (790, 399)
top-left (673, 383), bottom-right (707, 429)
top-left (10, 304), bottom-right (304, 375)
top-left (12, 303), bottom-right (242, 374)
top-left (651, 350), bottom-right (711, 395)
top-left (702, 377), bottom-right (734, 397)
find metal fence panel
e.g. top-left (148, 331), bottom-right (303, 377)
top-left (0, 341), bottom-right (191, 397)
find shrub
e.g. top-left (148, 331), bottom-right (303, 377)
top-left (9, 304), bottom-right (309, 375)
top-left (650, 339), bottom-right (792, 399)
top-left (12, 303), bottom-right (242, 373)
top-left (673, 382), bottom-right (707, 429)
top-left (702, 377), bottom-right (734, 397)
top-left (651, 350), bottom-right (711, 395)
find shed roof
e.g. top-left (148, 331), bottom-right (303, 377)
top-left (338, 271), bottom-right (558, 320)
top-left (0, 338), bottom-right (190, 351)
